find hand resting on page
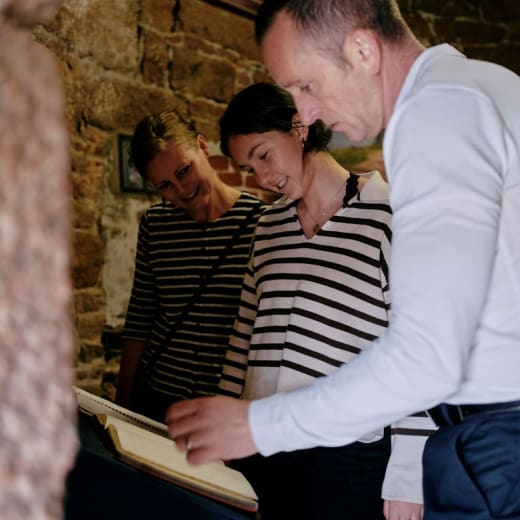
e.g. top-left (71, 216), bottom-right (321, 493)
top-left (166, 396), bottom-right (257, 465)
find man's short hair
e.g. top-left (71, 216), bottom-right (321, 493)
top-left (256, 0), bottom-right (406, 59)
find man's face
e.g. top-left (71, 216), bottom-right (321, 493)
top-left (261, 11), bottom-right (383, 143)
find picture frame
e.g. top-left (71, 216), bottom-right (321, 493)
top-left (203, 0), bottom-right (262, 19)
top-left (116, 132), bottom-right (155, 194)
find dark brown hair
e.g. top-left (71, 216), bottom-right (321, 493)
top-left (219, 82), bottom-right (331, 157)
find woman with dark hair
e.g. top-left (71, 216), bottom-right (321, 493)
top-left (216, 83), bottom-right (434, 519)
top-left (116, 110), bottom-right (265, 422)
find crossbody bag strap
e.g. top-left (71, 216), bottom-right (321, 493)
top-left (145, 203), bottom-right (260, 374)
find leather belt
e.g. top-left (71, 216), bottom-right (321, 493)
top-left (427, 400), bottom-right (520, 427)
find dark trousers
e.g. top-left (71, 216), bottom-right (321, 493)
top-left (232, 429), bottom-right (390, 520)
top-left (423, 409), bottom-right (520, 519)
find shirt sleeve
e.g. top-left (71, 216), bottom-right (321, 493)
top-left (249, 86), bottom-right (505, 456)
top-left (123, 212), bottom-right (159, 341)
top-left (382, 412), bottom-right (437, 503)
top-left (219, 255), bottom-right (258, 397)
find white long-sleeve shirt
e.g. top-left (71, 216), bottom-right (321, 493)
top-left (249, 45), bottom-right (520, 464)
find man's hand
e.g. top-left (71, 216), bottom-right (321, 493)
top-left (165, 396), bottom-right (258, 465)
top-left (384, 500), bottom-right (424, 520)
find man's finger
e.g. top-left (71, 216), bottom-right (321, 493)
top-left (185, 445), bottom-right (218, 465)
top-left (166, 398), bottom-right (208, 440)
top-left (165, 397), bottom-right (203, 422)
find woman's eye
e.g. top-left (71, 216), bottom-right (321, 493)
top-left (300, 84), bottom-right (310, 93)
top-left (178, 163), bottom-right (191, 177)
top-left (239, 165), bottom-right (255, 176)
top-left (259, 151), bottom-right (268, 160)
top-left (156, 181), bottom-right (171, 191)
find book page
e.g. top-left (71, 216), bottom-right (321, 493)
top-left (101, 415), bottom-right (258, 511)
top-left (74, 386), bottom-right (168, 437)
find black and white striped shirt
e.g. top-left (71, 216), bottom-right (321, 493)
top-left (221, 172), bottom-right (392, 398)
top-left (123, 192), bottom-right (265, 401)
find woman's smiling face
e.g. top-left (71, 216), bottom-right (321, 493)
top-left (227, 129), bottom-right (308, 199)
top-left (146, 135), bottom-right (213, 210)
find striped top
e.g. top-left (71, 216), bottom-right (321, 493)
top-left (123, 192), bottom-right (265, 401)
top-left (220, 171), bottom-right (436, 503)
top-left (220, 171), bottom-right (392, 399)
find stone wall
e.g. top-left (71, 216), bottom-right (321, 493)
top-left (33, 0), bottom-right (519, 398)
top-left (401, 0), bottom-right (520, 73)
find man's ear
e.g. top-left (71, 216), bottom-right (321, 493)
top-left (197, 134), bottom-right (210, 156)
top-left (342, 29), bottom-right (382, 75)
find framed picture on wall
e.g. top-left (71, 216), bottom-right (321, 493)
top-left (116, 133), bottom-right (155, 194)
top-left (203, 0), bottom-right (262, 19)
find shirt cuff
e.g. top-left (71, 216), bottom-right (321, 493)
top-left (249, 393), bottom-right (288, 456)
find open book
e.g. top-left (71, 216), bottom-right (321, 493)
top-left (74, 387), bottom-right (258, 512)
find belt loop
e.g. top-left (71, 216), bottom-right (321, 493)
top-left (454, 405), bottom-right (464, 424)
top-left (444, 404), bottom-right (464, 425)
top-left (429, 403), bottom-right (462, 427)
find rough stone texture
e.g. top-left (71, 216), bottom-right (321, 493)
top-left (481, 0), bottom-right (520, 24)
top-left (170, 47), bottom-right (237, 101)
top-left (405, 0), bottom-right (520, 72)
top-left (0, 1), bottom-right (78, 517)
top-left (177, 0), bottom-right (259, 59)
top-left (38, 0), bottom-right (140, 74)
top-left (71, 230), bottom-right (104, 288)
top-left (143, 31), bottom-right (171, 87)
top-left (433, 19), bottom-right (507, 45)
top-left (141, 0), bottom-right (175, 33)
top-left (413, 0), bottom-right (477, 18)
top-left (32, 0), bottom-right (520, 398)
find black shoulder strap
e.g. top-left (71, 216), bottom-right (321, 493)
top-left (145, 203), bottom-right (260, 373)
top-left (197, 202), bottom-right (259, 293)
top-left (342, 173), bottom-right (359, 207)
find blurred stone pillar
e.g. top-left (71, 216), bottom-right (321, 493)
top-left (0, 0), bottom-right (78, 517)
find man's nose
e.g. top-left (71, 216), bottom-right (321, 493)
top-left (294, 97), bottom-right (320, 126)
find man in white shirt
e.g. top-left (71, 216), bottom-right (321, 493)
top-left (165, 1), bottom-right (520, 518)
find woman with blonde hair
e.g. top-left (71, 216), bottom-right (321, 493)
top-left (116, 111), bottom-right (265, 422)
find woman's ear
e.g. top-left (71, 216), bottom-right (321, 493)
top-left (197, 134), bottom-right (210, 156)
top-left (292, 114), bottom-right (309, 144)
